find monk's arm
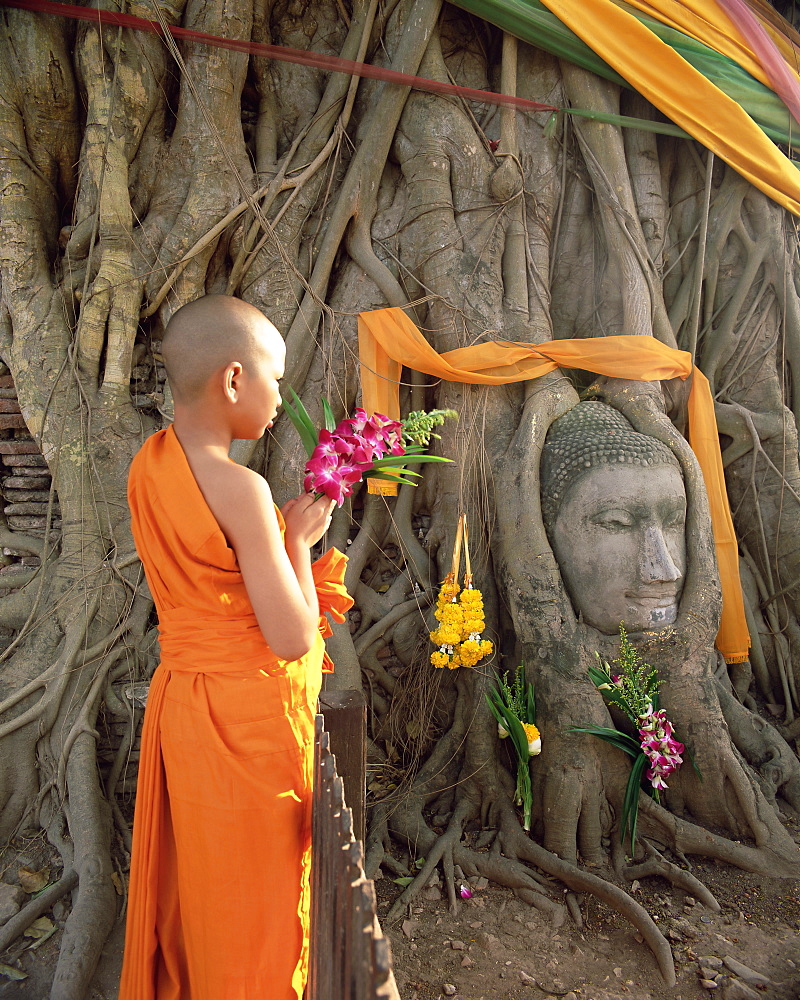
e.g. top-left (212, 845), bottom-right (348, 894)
top-left (280, 494), bottom-right (333, 616)
top-left (218, 469), bottom-right (330, 660)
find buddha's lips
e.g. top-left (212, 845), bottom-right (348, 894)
top-left (626, 590), bottom-right (681, 602)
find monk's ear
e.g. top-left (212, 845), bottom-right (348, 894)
top-left (223, 362), bottom-right (243, 402)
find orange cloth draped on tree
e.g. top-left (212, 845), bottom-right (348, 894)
top-left (358, 306), bottom-right (749, 664)
top-left (119, 425), bottom-right (352, 1000)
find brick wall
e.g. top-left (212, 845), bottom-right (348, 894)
top-left (0, 363), bottom-right (59, 589)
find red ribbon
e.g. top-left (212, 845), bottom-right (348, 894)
top-left (0, 0), bottom-right (556, 114)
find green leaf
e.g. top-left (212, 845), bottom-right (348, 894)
top-left (321, 397), bottom-right (337, 433)
top-left (543, 109), bottom-right (559, 140)
top-left (401, 455), bottom-right (453, 465)
top-left (485, 697), bottom-right (503, 726)
top-left (368, 457), bottom-right (412, 469)
top-left (564, 107), bottom-right (689, 138)
top-left (0, 964), bottom-right (27, 981)
top-left (569, 726), bottom-right (641, 758)
top-left (485, 692), bottom-right (526, 758)
top-left (621, 752), bottom-right (648, 851)
top-left (369, 455), bottom-right (451, 468)
top-left (504, 714), bottom-right (529, 761)
top-left (587, 664), bottom-right (611, 687)
top-left (687, 746), bottom-right (703, 780)
top-left (525, 678), bottom-right (536, 724)
top-left (284, 386), bottom-right (316, 436)
top-left (393, 876), bottom-right (413, 886)
top-left (364, 470), bottom-right (422, 485)
top-left (282, 390), bottom-right (319, 457)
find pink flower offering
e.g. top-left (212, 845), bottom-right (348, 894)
top-left (283, 390), bottom-right (454, 507)
top-left (637, 708), bottom-right (684, 791)
top-left (459, 884), bottom-right (473, 899)
top-left (304, 410), bottom-right (405, 505)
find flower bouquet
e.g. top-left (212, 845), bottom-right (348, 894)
top-left (485, 666), bottom-right (540, 831)
top-left (282, 389), bottom-right (455, 506)
top-left (571, 625), bottom-right (687, 852)
top-left (429, 513), bottom-right (493, 669)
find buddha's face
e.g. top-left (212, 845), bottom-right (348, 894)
top-left (550, 463), bottom-right (686, 635)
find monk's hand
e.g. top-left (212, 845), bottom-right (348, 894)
top-left (282, 493), bottom-right (335, 547)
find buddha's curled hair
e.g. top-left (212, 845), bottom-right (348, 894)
top-left (540, 401), bottom-right (680, 530)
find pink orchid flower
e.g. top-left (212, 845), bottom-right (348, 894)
top-left (303, 408), bottom-right (408, 506)
top-left (637, 708), bottom-right (685, 791)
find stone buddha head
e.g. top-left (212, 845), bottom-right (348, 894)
top-left (540, 402), bottom-right (686, 635)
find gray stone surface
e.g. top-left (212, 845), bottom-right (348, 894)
top-left (0, 882), bottom-right (25, 923)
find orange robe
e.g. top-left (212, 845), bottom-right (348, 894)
top-left (119, 425), bottom-right (352, 1000)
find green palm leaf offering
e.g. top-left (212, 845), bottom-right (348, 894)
top-left (571, 626), bottom-right (689, 855)
top-left (486, 667), bottom-right (539, 832)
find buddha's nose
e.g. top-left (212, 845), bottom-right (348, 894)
top-left (640, 525), bottom-right (682, 584)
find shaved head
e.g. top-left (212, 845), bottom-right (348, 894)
top-left (162, 295), bottom-right (283, 403)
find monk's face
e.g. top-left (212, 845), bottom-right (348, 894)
top-left (550, 463), bottom-right (687, 634)
top-left (233, 323), bottom-right (285, 439)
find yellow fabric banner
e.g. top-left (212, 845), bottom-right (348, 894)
top-left (537, 0), bottom-right (800, 216)
top-left (618, 0), bottom-right (800, 92)
top-left (358, 306), bottom-right (750, 664)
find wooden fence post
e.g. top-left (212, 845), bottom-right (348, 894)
top-left (309, 717), bottom-right (399, 1000)
top-left (319, 688), bottom-right (366, 844)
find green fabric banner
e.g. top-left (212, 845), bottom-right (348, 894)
top-left (452, 0), bottom-right (795, 148)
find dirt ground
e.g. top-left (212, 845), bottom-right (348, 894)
top-left (0, 831), bottom-right (798, 999)
top-left (377, 856), bottom-right (800, 1000)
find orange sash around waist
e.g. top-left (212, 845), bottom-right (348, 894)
top-left (157, 607), bottom-right (282, 675)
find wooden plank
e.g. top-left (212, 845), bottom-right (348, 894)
top-left (319, 688), bottom-right (366, 843)
top-left (309, 713), bottom-right (399, 1000)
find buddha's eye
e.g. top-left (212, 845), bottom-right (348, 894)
top-left (664, 506), bottom-right (687, 529)
top-left (592, 510), bottom-right (634, 530)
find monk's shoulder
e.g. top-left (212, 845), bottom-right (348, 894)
top-left (127, 430), bottom-right (166, 502)
top-left (201, 461), bottom-right (278, 546)
top-left (212, 460), bottom-right (271, 505)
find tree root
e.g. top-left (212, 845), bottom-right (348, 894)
top-left (638, 793), bottom-right (800, 877)
top-left (622, 839), bottom-right (720, 911)
top-left (0, 868), bottom-right (77, 954)
top-left (386, 800), bottom-right (568, 926)
top-left (382, 794), bottom-right (676, 985)
top-left (499, 806), bottom-right (676, 985)
top-left (49, 732), bottom-right (117, 1000)
top-left (354, 594), bottom-right (433, 658)
top-left (716, 679), bottom-right (800, 813)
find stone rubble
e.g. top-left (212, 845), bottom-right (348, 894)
top-left (722, 981), bottom-right (762, 1000)
top-left (0, 881), bottom-right (26, 923)
top-left (722, 955), bottom-right (771, 986)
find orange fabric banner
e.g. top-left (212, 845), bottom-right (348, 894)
top-left (358, 306), bottom-right (749, 664)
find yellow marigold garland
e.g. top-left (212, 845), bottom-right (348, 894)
top-left (429, 515), bottom-right (493, 669)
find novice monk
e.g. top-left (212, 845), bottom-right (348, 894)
top-left (119, 295), bottom-right (352, 1000)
